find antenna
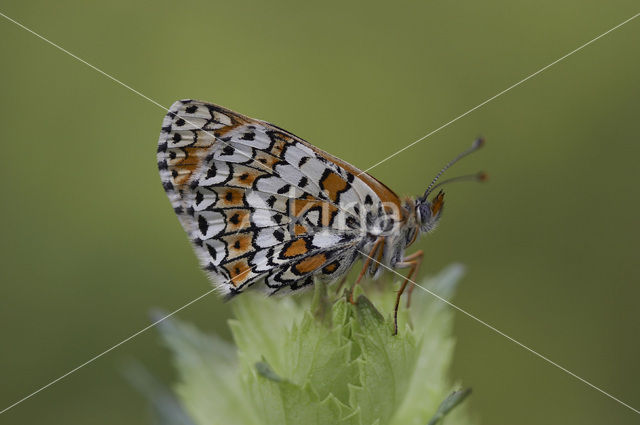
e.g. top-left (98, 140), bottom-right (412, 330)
top-left (421, 138), bottom-right (485, 201)
top-left (427, 171), bottom-right (487, 194)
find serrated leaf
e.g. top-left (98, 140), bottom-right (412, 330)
top-left (285, 309), bottom-right (359, 404)
top-left (247, 359), bottom-right (356, 425)
top-left (139, 265), bottom-right (477, 425)
top-left (389, 264), bottom-right (467, 425)
top-left (230, 293), bottom-right (299, 375)
top-left (156, 314), bottom-right (260, 425)
top-left (349, 295), bottom-right (418, 425)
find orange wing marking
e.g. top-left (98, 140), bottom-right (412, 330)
top-left (171, 146), bottom-right (212, 185)
top-left (291, 199), bottom-right (338, 227)
top-left (218, 188), bottom-right (245, 207)
top-left (319, 171), bottom-right (348, 202)
top-left (294, 224), bottom-right (307, 236)
top-left (224, 258), bottom-right (252, 287)
top-left (223, 233), bottom-right (254, 258)
top-left (229, 169), bottom-right (262, 188)
top-left (293, 253), bottom-right (327, 274)
top-left (322, 262), bottom-right (339, 273)
top-left (223, 209), bottom-right (251, 232)
top-left (283, 239), bottom-right (308, 258)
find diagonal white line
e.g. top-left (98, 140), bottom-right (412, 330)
top-left (357, 11), bottom-right (640, 176)
top-left (0, 287), bottom-right (217, 415)
top-left (0, 10), bottom-right (350, 208)
top-left (0, 11), bottom-right (282, 179)
top-left (0, 12), bottom-right (168, 111)
top-left (1, 5), bottom-right (639, 417)
top-left (0, 258), bottom-right (265, 415)
top-left (0, 10), bottom-right (359, 414)
top-left (356, 249), bottom-right (640, 415)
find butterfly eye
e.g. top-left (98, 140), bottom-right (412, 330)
top-left (417, 202), bottom-right (431, 222)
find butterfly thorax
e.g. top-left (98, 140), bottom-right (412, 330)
top-left (359, 197), bottom-right (422, 277)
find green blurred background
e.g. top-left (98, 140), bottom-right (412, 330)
top-left (1, 1), bottom-right (639, 424)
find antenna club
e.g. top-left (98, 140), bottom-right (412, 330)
top-left (473, 137), bottom-right (486, 149)
top-left (477, 171), bottom-right (488, 182)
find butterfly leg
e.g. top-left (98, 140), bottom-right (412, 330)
top-left (403, 250), bottom-right (424, 308)
top-left (350, 237), bottom-right (385, 303)
top-left (393, 250), bottom-right (423, 334)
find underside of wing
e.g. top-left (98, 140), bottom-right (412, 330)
top-left (157, 99), bottom-right (386, 295)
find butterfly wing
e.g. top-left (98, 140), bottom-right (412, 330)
top-left (157, 99), bottom-right (396, 295)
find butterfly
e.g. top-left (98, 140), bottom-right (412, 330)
top-left (157, 99), bottom-right (484, 333)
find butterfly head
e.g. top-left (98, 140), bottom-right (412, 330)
top-left (415, 138), bottom-right (487, 234)
top-left (416, 190), bottom-right (445, 233)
